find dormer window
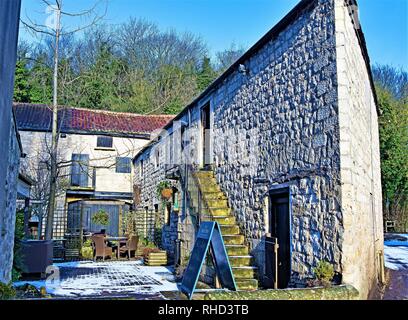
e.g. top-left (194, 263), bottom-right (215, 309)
top-left (97, 136), bottom-right (113, 148)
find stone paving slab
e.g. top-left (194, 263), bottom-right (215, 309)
top-left (14, 259), bottom-right (179, 299)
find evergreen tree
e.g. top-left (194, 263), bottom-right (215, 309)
top-left (13, 59), bottom-right (31, 102)
top-left (28, 54), bottom-right (53, 104)
top-left (80, 45), bottom-right (129, 110)
top-left (196, 57), bottom-right (217, 92)
top-left (377, 86), bottom-right (408, 231)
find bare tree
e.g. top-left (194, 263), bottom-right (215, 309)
top-left (215, 43), bottom-right (246, 72)
top-left (21, 0), bottom-right (108, 240)
top-left (372, 64), bottom-right (408, 101)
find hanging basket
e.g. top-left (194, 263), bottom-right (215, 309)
top-left (161, 188), bottom-right (173, 200)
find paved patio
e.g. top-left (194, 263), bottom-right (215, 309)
top-left (14, 260), bottom-right (179, 299)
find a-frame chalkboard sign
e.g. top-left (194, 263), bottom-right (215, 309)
top-left (180, 221), bottom-right (236, 299)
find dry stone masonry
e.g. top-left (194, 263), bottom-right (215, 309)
top-left (133, 0), bottom-right (383, 299)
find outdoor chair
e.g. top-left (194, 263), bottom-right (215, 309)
top-left (91, 234), bottom-right (113, 261)
top-left (118, 235), bottom-right (139, 260)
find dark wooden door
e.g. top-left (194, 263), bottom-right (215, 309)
top-left (268, 191), bottom-right (290, 288)
top-left (201, 104), bottom-right (211, 167)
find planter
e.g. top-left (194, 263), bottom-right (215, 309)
top-left (20, 240), bottom-right (53, 277)
top-left (144, 250), bottom-right (168, 266)
top-left (161, 188), bottom-right (173, 200)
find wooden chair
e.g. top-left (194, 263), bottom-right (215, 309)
top-left (91, 235), bottom-right (112, 261)
top-left (118, 235), bottom-right (139, 260)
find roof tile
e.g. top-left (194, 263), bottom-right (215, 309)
top-left (13, 103), bottom-right (174, 137)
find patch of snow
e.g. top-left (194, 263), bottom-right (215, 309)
top-left (384, 245), bottom-right (408, 271)
top-left (14, 260), bottom-right (179, 299)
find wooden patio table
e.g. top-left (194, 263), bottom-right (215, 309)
top-left (106, 236), bottom-right (128, 259)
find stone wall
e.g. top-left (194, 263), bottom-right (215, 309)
top-left (211, 0), bottom-right (342, 286)
top-left (334, 0), bottom-right (383, 298)
top-left (0, 116), bottom-right (21, 283)
top-left (133, 0), bottom-right (383, 295)
top-left (0, 0), bottom-right (21, 284)
top-left (204, 284), bottom-right (359, 300)
top-left (134, 145), bottom-right (182, 260)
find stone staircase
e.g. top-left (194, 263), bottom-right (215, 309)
top-left (188, 169), bottom-right (258, 291)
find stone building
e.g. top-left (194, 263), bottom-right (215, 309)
top-left (14, 103), bottom-right (173, 239)
top-left (0, 0), bottom-right (22, 284)
top-left (133, 0), bottom-right (384, 298)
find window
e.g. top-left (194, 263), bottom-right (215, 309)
top-left (168, 133), bottom-right (174, 165)
top-left (155, 149), bottom-right (160, 168)
top-left (181, 126), bottom-right (186, 152)
top-left (140, 160), bottom-right (144, 178)
top-left (71, 154), bottom-right (89, 187)
top-left (97, 136), bottom-right (113, 148)
top-left (116, 157), bottom-right (131, 173)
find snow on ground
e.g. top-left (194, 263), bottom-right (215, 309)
top-left (14, 260), bottom-right (179, 299)
top-left (384, 234), bottom-right (408, 271)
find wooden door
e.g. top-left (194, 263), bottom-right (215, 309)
top-left (201, 104), bottom-right (211, 167)
top-left (267, 190), bottom-right (291, 288)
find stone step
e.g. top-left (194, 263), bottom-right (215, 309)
top-left (232, 266), bottom-right (257, 279)
top-left (195, 177), bottom-right (215, 185)
top-left (228, 255), bottom-right (253, 267)
top-left (223, 234), bottom-right (245, 245)
top-left (201, 191), bottom-right (227, 200)
top-left (205, 199), bottom-right (229, 208)
top-left (220, 224), bottom-right (240, 235)
top-left (209, 215), bottom-right (236, 225)
top-left (199, 184), bottom-right (221, 193)
top-left (235, 278), bottom-right (258, 291)
top-left (225, 245), bottom-right (249, 256)
top-left (202, 207), bottom-right (232, 216)
top-left (194, 171), bottom-right (215, 178)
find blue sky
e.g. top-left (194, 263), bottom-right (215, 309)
top-left (20, 0), bottom-right (407, 70)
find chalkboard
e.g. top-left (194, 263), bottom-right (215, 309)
top-left (180, 221), bottom-right (236, 299)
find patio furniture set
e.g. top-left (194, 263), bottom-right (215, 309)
top-left (91, 234), bottom-right (139, 261)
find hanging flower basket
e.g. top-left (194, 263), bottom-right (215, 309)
top-left (161, 188), bottom-right (173, 200)
top-left (157, 181), bottom-right (172, 200)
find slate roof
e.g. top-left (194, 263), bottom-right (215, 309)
top-left (13, 103), bottom-right (175, 138)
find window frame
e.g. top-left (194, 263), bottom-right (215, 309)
top-left (116, 157), bottom-right (132, 174)
top-left (96, 136), bottom-right (113, 149)
top-left (70, 153), bottom-right (90, 187)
